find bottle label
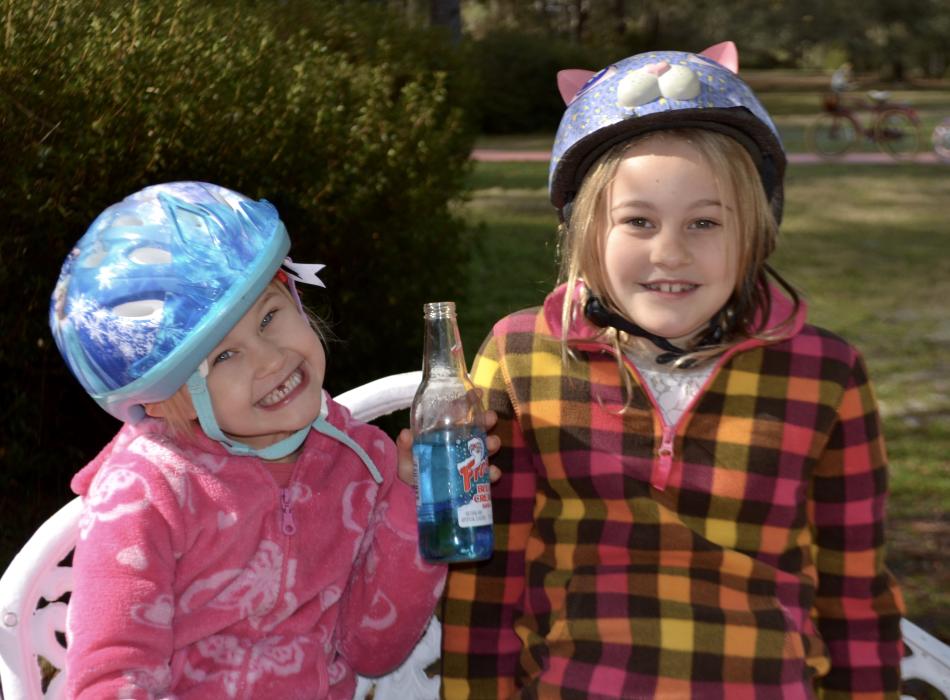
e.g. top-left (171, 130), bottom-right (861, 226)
top-left (412, 428), bottom-right (493, 530)
top-left (455, 434), bottom-right (492, 527)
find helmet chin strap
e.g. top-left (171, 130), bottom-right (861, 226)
top-left (583, 291), bottom-right (723, 365)
top-left (176, 258), bottom-right (381, 482)
top-left (185, 365), bottom-right (382, 483)
top-left (584, 294), bottom-right (685, 364)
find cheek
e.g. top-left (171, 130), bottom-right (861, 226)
top-left (298, 324), bottom-right (327, 382)
top-left (206, 366), bottom-right (244, 405)
top-left (719, 242), bottom-right (741, 287)
top-left (603, 232), bottom-right (642, 283)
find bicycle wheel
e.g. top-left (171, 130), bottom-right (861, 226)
top-left (875, 109), bottom-right (921, 160)
top-left (807, 113), bottom-right (857, 157)
top-left (933, 117), bottom-right (950, 162)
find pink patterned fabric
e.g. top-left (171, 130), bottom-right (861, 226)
top-left (65, 395), bottom-right (444, 699)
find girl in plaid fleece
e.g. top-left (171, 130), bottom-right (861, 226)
top-left (441, 43), bottom-right (904, 699)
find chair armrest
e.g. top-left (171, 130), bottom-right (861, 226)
top-left (335, 371), bottom-right (421, 423)
top-left (901, 618), bottom-right (950, 698)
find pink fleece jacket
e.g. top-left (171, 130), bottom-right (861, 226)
top-left (65, 394), bottom-right (445, 699)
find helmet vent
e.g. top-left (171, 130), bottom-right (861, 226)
top-left (113, 215), bottom-right (144, 226)
top-left (129, 247), bottom-right (172, 265)
top-left (113, 299), bottom-right (164, 320)
top-left (81, 249), bottom-right (107, 268)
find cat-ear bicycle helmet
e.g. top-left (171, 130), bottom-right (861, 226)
top-left (550, 41), bottom-right (786, 223)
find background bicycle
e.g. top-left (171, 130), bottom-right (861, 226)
top-left (807, 90), bottom-right (923, 159)
top-left (933, 116), bottom-right (950, 162)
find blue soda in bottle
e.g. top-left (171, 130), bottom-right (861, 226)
top-left (411, 302), bottom-right (493, 563)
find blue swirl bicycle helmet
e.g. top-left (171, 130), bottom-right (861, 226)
top-left (50, 181), bottom-right (290, 424)
top-left (550, 41), bottom-right (786, 223)
top-left (50, 181), bottom-right (385, 474)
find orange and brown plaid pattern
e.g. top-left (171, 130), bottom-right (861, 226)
top-left (442, 284), bottom-right (903, 699)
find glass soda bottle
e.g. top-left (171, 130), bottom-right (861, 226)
top-left (411, 301), bottom-right (493, 563)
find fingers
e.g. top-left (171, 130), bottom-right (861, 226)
top-left (482, 409), bottom-right (501, 481)
top-left (399, 414), bottom-right (503, 486)
top-left (486, 433), bottom-right (501, 456)
top-left (396, 428), bottom-right (415, 486)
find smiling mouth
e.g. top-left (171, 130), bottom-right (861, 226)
top-left (257, 367), bottom-right (305, 407)
top-left (642, 282), bottom-right (698, 293)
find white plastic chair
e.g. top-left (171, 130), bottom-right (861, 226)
top-left (2, 370), bottom-right (950, 698)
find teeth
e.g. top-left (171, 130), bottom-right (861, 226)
top-left (645, 282), bottom-right (696, 293)
top-left (258, 369), bottom-right (302, 407)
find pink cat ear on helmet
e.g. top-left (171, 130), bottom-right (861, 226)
top-left (557, 69), bottom-right (596, 105)
top-left (699, 41), bottom-right (739, 73)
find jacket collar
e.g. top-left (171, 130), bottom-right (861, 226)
top-left (71, 391), bottom-right (348, 495)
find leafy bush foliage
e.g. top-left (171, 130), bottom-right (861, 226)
top-left (0, 0), bottom-right (477, 564)
top-left (464, 30), bottom-right (613, 133)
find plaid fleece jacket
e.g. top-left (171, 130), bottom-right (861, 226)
top-left (442, 283), bottom-right (903, 699)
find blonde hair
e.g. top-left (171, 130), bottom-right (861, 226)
top-left (152, 385), bottom-right (199, 438)
top-left (558, 128), bottom-right (799, 371)
top-left (147, 278), bottom-right (327, 438)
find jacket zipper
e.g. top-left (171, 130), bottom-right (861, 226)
top-left (654, 426), bottom-right (676, 490)
top-left (279, 486), bottom-right (297, 535)
top-left (616, 350), bottom-right (733, 492)
top-left (570, 286), bottom-right (802, 492)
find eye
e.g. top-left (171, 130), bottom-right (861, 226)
top-left (212, 349), bottom-right (235, 365)
top-left (690, 218), bottom-right (720, 230)
top-left (622, 216), bottom-right (653, 229)
top-left (261, 308), bottom-right (278, 329)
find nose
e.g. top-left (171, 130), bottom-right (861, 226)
top-left (650, 227), bottom-right (691, 268)
top-left (249, 336), bottom-right (284, 377)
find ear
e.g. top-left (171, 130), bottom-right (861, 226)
top-left (143, 402), bottom-right (169, 418)
top-left (557, 69), bottom-right (596, 105)
top-left (144, 388), bottom-right (198, 421)
top-left (699, 41), bottom-right (739, 73)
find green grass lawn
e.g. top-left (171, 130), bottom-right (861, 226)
top-left (457, 157), bottom-right (950, 642)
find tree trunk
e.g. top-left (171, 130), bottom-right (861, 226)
top-left (614, 0), bottom-right (626, 43)
top-left (574, 0), bottom-right (587, 43)
top-left (430, 0), bottom-right (461, 43)
top-left (643, 6), bottom-right (660, 47)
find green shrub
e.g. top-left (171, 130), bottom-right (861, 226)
top-left (0, 0), bottom-right (478, 566)
top-left (463, 30), bottom-right (614, 134)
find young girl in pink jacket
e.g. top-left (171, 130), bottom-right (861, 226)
top-left (49, 181), bottom-right (445, 699)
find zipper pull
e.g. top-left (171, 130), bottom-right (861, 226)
top-left (279, 487), bottom-right (297, 535)
top-left (654, 428), bottom-right (675, 491)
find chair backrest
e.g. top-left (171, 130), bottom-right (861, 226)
top-left (0, 371), bottom-right (432, 700)
top-left (3, 370), bottom-right (950, 698)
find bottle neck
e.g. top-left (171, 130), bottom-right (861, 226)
top-left (422, 304), bottom-right (467, 378)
